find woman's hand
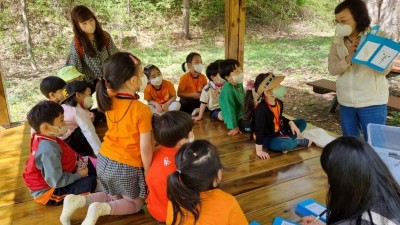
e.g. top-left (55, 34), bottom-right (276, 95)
top-left (289, 121), bottom-right (301, 138)
top-left (300, 216), bottom-right (326, 225)
top-left (345, 39), bottom-right (360, 63)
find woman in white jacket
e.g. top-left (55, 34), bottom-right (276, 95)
top-left (328, 0), bottom-right (391, 141)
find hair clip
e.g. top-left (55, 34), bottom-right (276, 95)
top-left (176, 170), bottom-right (181, 174)
top-left (129, 55), bottom-right (139, 65)
top-left (245, 79), bottom-right (255, 91)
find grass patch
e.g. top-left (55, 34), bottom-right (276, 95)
top-left (6, 35), bottom-right (332, 122)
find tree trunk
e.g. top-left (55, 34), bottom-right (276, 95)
top-left (127, 0), bottom-right (131, 14)
top-left (20, 0), bottom-right (37, 71)
top-left (363, 0), bottom-right (399, 42)
top-left (182, 0), bottom-right (190, 40)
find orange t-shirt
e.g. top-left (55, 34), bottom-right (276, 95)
top-left (178, 72), bottom-right (208, 95)
top-left (146, 146), bottom-right (178, 222)
top-left (166, 189), bottom-right (248, 225)
top-left (270, 103), bottom-right (281, 132)
top-left (99, 97), bottom-right (152, 167)
top-left (144, 80), bottom-right (176, 104)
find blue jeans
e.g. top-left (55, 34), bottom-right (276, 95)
top-left (263, 119), bottom-right (307, 152)
top-left (339, 104), bottom-right (387, 141)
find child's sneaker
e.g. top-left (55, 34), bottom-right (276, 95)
top-left (191, 108), bottom-right (200, 116)
top-left (296, 138), bottom-right (312, 147)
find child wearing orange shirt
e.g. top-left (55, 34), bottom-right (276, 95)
top-left (166, 140), bottom-right (248, 225)
top-left (144, 64), bottom-right (181, 115)
top-left (146, 111), bottom-right (194, 222)
top-left (60, 52), bottom-right (152, 225)
top-left (177, 52), bottom-right (208, 115)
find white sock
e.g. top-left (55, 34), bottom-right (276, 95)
top-left (81, 202), bottom-right (111, 225)
top-left (60, 194), bottom-right (86, 225)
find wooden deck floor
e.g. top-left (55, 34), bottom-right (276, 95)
top-left (0, 116), bottom-right (327, 225)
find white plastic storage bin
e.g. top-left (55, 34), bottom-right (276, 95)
top-left (367, 123), bottom-right (400, 184)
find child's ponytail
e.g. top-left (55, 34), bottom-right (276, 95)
top-left (181, 62), bottom-right (187, 72)
top-left (96, 78), bottom-right (112, 112)
top-left (167, 140), bottom-right (223, 224)
top-left (243, 82), bottom-right (255, 121)
top-left (167, 171), bottom-right (200, 225)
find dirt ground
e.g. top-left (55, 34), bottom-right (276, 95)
top-left (280, 72), bottom-right (400, 136)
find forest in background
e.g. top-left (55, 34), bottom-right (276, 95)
top-left (0, 0), bottom-right (399, 128)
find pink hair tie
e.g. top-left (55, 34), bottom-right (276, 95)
top-left (246, 79), bottom-right (255, 91)
top-left (129, 55), bottom-right (138, 65)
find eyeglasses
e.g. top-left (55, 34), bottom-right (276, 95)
top-left (332, 18), bottom-right (353, 25)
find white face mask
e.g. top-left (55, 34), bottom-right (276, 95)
top-left (49, 125), bottom-right (68, 137)
top-left (232, 72), bottom-right (244, 84)
top-left (83, 96), bottom-right (93, 109)
top-left (335, 23), bottom-right (352, 37)
top-left (138, 75), bottom-right (148, 92)
top-left (151, 76), bottom-right (163, 86)
top-left (193, 64), bottom-right (203, 73)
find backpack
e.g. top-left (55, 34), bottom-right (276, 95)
top-left (74, 33), bottom-right (110, 60)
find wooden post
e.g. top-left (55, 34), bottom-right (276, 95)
top-left (0, 63), bottom-right (11, 126)
top-left (225, 0), bottom-right (245, 66)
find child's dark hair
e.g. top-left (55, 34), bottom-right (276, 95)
top-left (152, 111), bottom-right (194, 148)
top-left (205, 60), bottom-right (223, 81)
top-left (321, 136), bottom-right (400, 224)
top-left (143, 64), bottom-right (160, 80)
top-left (62, 81), bottom-right (90, 107)
top-left (40, 76), bottom-right (66, 98)
top-left (70, 5), bottom-right (107, 57)
top-left (181, 52), bottom-right (201, 72)
top-left (27, 100), bottom-right (64, 133)
top-left (96, 52), bottom-right (141, 112)
top-left (334, 0), bottom-right (371, 33)
top-left (243, 73), bottom-right (270, 121)
top-left (219, 59), bottom-right (240, 80)
top-left (167, 140), bottom-right (223, 224)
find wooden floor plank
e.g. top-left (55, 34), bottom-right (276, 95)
top-left (221, 157), bottom-right (321, 196)
top-left (245, 189), bottom-right (327, 224)
top-left (222, 147), bottom-right (322, 183)
top-left (0, 114), bottom-right (328, 224)
top-left (236, 171), bottom-right (327, 214)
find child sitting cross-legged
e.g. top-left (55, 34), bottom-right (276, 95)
top-left (166, 140), bottom-right (248, 225)
top-left (146, 111), bottom-right (194, 222)
top-left (23, 101), bottom-right (97, 206)
top-left (243, 73), bottom-right (312, 160)
top-left (193, 60), bottom-right (225, 122)
top-left (143, 64), bottom-right (181, 115)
